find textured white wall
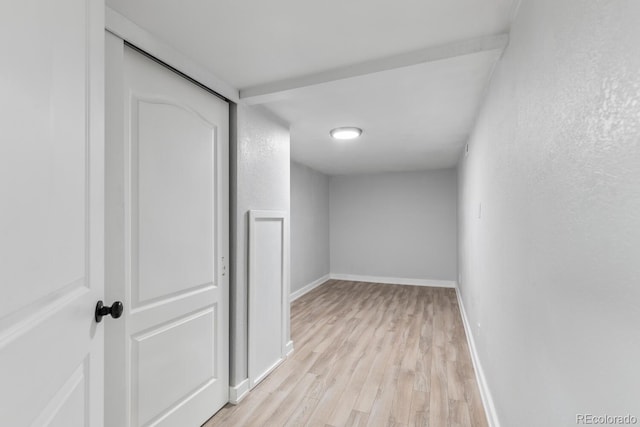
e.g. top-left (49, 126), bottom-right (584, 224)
top-left (330, 169), bottom-right (457, 281)
top-left (230, 104), bottom-right (290, 386)
top-left (458, 0), bottom-right (640, 425)
top-left (290, 162), bottom-right (330, 293)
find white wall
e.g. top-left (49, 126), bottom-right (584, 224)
top-left (230, 104), bottom-right (290, 386)
top-left (330, 169), bottom-right (457, 283)
top-left (458, 1), bottom-right (640, 425)
top-left (290, 161), bottom-right (330, 294)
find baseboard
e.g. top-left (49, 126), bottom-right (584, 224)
top-left (228, 379), bottom-right (250, 405)
top-left (290, 274), bottom-right (331, 301)
top-left (251, 357), bottom-right (286, 389)
top-left (229, 341), bottom-right (293, 406)
top-left (329, 273), bottom-right (457, 288)
top-left (455, 286), bottom-right (500, 427)
top-left (285, 340), bottom-right (294, 357)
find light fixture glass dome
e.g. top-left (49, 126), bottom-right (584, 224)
top-left (330, 127), bottom-right (362, 140)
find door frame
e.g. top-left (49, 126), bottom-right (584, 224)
top-left (105, 7), bottom-right (239, 104)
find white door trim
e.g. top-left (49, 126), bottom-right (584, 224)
top-left (247, 210), bottom-right (292, 389)
top-left (105, 7), bottom-right (239, 103)
top-left (228, 378), bottom-right (250, 405)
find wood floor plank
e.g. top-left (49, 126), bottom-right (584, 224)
top-left (307, 301), bottom-right (381, 425)
top-left (344, 410), bottom-right (369, 427)
top-left (262, 373), bottom-right (317, 426)
top-left (429, 290), bottom-right (451, 427)
top-left (204, 280), bottom-right (488, 427)
top-left (408, 389), bottom-right (430, 427)
top-left (283, 396), bottom-right (320, 427)
top-left (450, 399), bottom-right (473, 427)
top-left (352, 330), bottom-right (396, 413)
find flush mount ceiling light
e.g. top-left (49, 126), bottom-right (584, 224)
top-left (330, 127), bottom-right (362, 140)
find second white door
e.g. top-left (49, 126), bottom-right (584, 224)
top-left (105, 35), bottom-right (229, 427)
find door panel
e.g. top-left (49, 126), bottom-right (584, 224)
top-left (1, 0), bottom-right (88, 318)
top-left (135, 99), bottom-right (216, 306)
top-left (32, 364), bottom-right (86, 427)
top-left (105, 38), bottom-right (229, 427)
top-left (0, 0), bottom-right (104, 426)
top-left (248, 211), bottom-right (291, 388)
top-left (133, 308), bottom-right (216, 426)
top-left (252, 219), bottom-right (284, 378)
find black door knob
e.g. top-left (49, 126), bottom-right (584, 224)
top-left (95, 300), bottom-right (124, 322)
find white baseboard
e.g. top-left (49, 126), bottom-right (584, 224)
top-left (229, 341), bottom-right (293, 406)
top-left (285, 340), bottom-right (294, 356)
top-left (455, 286), bottom-right (500, 427)
top-left (290, 274), bottom-right (331, 301)
top-left (330, 273), bottom-right (456, 288)
top-left (228, 379), bottom-right (250, 405)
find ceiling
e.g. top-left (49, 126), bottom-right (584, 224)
top-left (107, 0), bottom-right (515, 175)
top-left (266, 51), bottom-right (501, 174)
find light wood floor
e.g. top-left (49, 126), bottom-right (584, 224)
top-left (205, 280), bottom-right (488, 427)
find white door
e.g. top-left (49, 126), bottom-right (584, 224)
top-left (105, 36), bottom-right (229, 427)
top-left (0, 0), bottom-right (104, 426)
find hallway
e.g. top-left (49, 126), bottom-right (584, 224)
top-left (2, 0), bottom-right (639, 425)
top-left (206, 281), bottom-right (487, 426)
